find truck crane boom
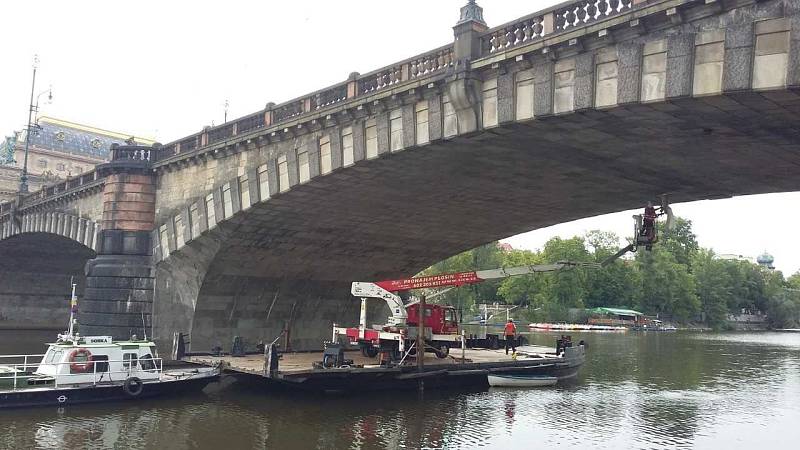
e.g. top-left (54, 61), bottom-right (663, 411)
top-left (341, 250), bottom-right (637, 357)
top-left (356, 194), bottom-right (674, 306)
top-left (338, 199), bottom-right (672, 360)
top-left (353, 258), bottom-right (624, 326)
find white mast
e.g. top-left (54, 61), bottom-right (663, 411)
top-left (68, 280), bottom-right (77, 337)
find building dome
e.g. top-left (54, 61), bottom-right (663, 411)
top-left (757, 252), bottom-right (775, 269)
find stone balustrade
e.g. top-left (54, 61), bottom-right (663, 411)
top-left (110, 144), bottom-right (154, 162)
top-left (139, 1), bottom-right (650, 167)
top-left (482, 12), bottom-right (551, 54)
top-left (0, 170), bottom-right (102, 219)
top-left (314, 83), bottom-right (349, 109)
top-left (151, 43), bottom-right (454, 165)
top-left (0, 144), bottom-right (159, 217)
top-left (273, 100), bottom-right (306, 123)
top-left (234, 113), bottom-right (266, 134)
top-left (555, 0), bottom-right (634, 32)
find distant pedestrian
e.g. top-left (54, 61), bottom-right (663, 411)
top-left (504, 319), bottom-right (517, 355)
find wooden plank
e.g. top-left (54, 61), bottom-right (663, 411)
top-left (396, 369), bottom-right (448, 380)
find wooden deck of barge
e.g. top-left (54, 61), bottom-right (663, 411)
top-left (183, 345), bottom-right (584, 392)
top-left (188, 347), bottom-right (553, 375)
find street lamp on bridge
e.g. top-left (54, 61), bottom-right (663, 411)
top-left (19, 55), bottom-right (53, 195)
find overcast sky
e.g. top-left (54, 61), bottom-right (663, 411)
top-left (1, 0), bottom-right (798, 275)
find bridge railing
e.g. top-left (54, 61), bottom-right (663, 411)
top-left (154, 43), bottom-right (455, 164)
top-left (110, 145), bottom-right (155, 162)
top-left (480, 0), bottom-right (639, 55)
top-left (481, 8), bottom-right (553, 54)
top-left (0, 169), bottom-right (102, 217)
top-left (1, 0), bottom-right (658, 212)
top-left (555, 0), bottom-right (635, 32)
top-left (152, 1), bottom-right (651, 165)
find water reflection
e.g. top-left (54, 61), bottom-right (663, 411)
top-left (1, 331), bottom-right (799, 449)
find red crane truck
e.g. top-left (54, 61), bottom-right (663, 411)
top-left (332, 199), bottom-right (672, 361)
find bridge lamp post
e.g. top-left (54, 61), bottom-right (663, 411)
top-left (19, 55), bottom-right (52, 194)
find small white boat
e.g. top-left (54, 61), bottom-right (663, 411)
top-left (488, 374), bottom-right (558, 387)
top-left (0, 282), bottom-right (220, 408)
top-left (528, 322), bottom-right (627, 332)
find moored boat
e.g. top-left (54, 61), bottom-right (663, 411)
top-left (0, 283), bottom-right (219, 409)
top-left (488, 374), bottom-right (558, 387)
top-left (529, 322), bottom-right (627, 332)
top-left (0, 335), bottom-right (220, 409)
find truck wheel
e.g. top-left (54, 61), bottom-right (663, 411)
top-left (391, 348), bottom-right (403, 361)
top-left (435, 345), bottom-right (449, 359)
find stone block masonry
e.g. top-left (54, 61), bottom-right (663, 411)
top-left (80, 146), bottom-right (158, 339)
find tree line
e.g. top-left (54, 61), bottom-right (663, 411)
top-left (420, 218), bottom-right (800, 329)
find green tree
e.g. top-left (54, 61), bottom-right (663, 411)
top-left (659, 217), bottom-right (699, 267)
top-left (585, 230), bottom-right (622, 254)
top-left (761, 270), bottom-right (799, 327)
top-left (583, 230), bottom-right (640, 308)
top-left (497, 249), bottom-right (546, 307)
top-left (765, 290), bottom-right (800, 328)
top-left (692, 249), bottom-right (732, 329)
top-left (637, 248), bottom-right (700, 321)
top-left (541, 237), bottom-right (591, 310)
top-left (788, 272), bottom-right (800, 290)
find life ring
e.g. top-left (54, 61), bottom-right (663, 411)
top-left (123, 377), bottom-right (144, 397)
top-left (68, 348), bottom-right (94, 373)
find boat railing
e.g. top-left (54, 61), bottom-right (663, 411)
top-left (0, 354), bottom-right (46, 372)
top-left (0, 356), bottom-right (163, 391)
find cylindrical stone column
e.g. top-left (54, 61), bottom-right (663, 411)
top-left (80, 145), bottom-right (158, 340)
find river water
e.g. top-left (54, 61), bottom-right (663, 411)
top-left (1, 329), bottom-right (799, 449)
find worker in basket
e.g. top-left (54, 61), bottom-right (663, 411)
top-left (640, 201), bottom-right (661, 250)
top-left (504, 319), bottom-right (517, 355)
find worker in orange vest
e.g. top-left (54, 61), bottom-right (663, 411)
top-left (504, 319), bottom-right (517, 355)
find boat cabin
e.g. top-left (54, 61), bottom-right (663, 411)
top-left (32, 335), bottom-right (161, 386)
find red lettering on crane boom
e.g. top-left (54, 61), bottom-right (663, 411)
top-left (374, 271), bottom-right (483, 292)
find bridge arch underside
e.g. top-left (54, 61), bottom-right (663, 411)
top-left (0, 233), bottom-right (96, 330)
top-left (173, 93), bottom-right (799, 351)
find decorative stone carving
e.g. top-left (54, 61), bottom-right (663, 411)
top-left (457, 0), bottom-right (486, 26)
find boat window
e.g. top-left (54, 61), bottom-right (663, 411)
top-left (47, 350), bottom-right (63, 365)
top-left (122, 353), bottom-right (138, 369)
top-left (149, 346), bottom-right (158, 358)
top-left (92, 355), bottom-right (109, 373)
top-left (445, 310), bottom-right (456, 322)
top-left (140, 354), bottom-right (156, 371)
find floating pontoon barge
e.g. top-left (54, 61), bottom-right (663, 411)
top-left (185, 344), bottom-right (585, 393)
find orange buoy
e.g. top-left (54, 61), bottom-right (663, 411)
top-left (68, 348), bottom-right (94, 373)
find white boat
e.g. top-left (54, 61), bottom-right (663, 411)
top-left (529, 322), bottom-right (627, 332)
top-left (488, 374), bottom-right (558, 387)
top-left (0, 282), bottom-right (220, 408)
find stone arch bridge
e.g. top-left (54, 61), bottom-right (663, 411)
top-left (1, 0), bottom-right (799, 351)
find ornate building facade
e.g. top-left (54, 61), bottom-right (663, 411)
top-left (0, 117), bottom-right (154, 202)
